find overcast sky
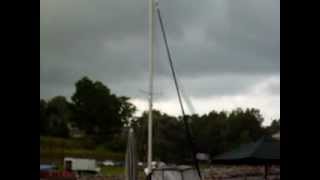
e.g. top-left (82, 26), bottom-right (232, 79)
top-left (40, 0), bottom-right (280, 126)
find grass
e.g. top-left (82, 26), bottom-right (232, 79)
top-left (40, 136), bottom-right (124, 166)
top-left (100, 166), bottom-right (124, 176)
top-left (41, 147), bottom-right (123, 161)
top-left (100, 166), bottom-right (146, 178)
top-left (40, 136), bottom-right (95, 149)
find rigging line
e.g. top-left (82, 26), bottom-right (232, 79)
top-left (155, 5), bottom-right (202, 179)
top-left (178, 78), bottom-right (196, 115)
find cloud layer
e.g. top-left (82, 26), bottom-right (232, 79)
top-left (40, 0), bottom-right (280, 125)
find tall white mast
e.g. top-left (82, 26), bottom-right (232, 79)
top-left (147, 0), bottom-right (155, 174)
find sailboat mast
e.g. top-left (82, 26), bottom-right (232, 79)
top-left (147, 0), bottom-right (155, 173)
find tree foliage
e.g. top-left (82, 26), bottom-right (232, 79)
top-left (70, 77), bottom-right (136, 143)
top-left (40, 76), bottom-right (278, 163)
top-left (40, 96), bottom-right (71, 137)
top-left (40, 99), bottom-right (48, 135)
top-left (265, 119), bottom-right (280, 135)
top-left (132, 108), bottom-right (270, 162)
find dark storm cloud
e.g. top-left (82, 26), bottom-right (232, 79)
top-left (40, 0), bottom-right (279, 104)
top-left (159, 0), bottom-right (280, 77)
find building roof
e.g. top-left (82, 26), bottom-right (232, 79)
top-left (212, 136), bottom-right (280, 165)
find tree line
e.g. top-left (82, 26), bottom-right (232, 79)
top-left (40, 77), bottom-right (280, 162)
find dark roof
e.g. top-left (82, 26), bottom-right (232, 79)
top-left (212, 136), bottom-right (280, 165)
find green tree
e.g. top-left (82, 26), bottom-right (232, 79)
top-left (226, 108), bottom-right (265, 148)
top-left (71, 77), bottom-right (136, 143)
top-left (265, 119), bottom-right (280, 135)
top-left (40, 99), bottom-right (48, 135)
top-left (132, 112), bottom-right (148, 161)
top-left (191, 111), bottom-right (229, 157)
top-left (133, 110), bottom-right (188, 163)
top-left (118, 96), bottom-right (137, 126)
top-left (45, 96), bottom-right (71, 137)
top-left (155, 113), bottom-right (187, 163)
top-left (132, 108), bottom-right (267, 163)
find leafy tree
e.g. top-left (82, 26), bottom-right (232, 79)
top-left (190, 108), bottom-right (266, 157)
top-left (45, 96), bottom-right (71, 137)
top-left (191, 111), bottom-right (229, 157)
top-left (71, 77), bottom-right (136, 143)
top-left (40, 76), bottom-right (274, 163)
top-left (132, 108), bottom-right (268, 163)
top-left (226, 108), bottom-right (265, 148)
top-left (155, 113), bottom-right (188, 163)
top-left (265, 119), bottom-right (280, 135)
top-left (40, 99), bottom-right (48, 135)
top-left (118, 96), bottom-right (137, 126)
top-left (133, 110), bottom-right (192, 163)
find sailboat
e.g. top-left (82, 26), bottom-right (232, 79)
top-left (125, 0), bottom-right (202, 180)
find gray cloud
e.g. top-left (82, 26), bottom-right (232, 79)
top-left (40, 0), bottom-right (279, 123)
top-left (265, 80), bottom-right (280, 95)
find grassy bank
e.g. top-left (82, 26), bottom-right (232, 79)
top-left (100, 166), bottom-right (124, 176)
top-left (40, 136), bottom-right (124, 164)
